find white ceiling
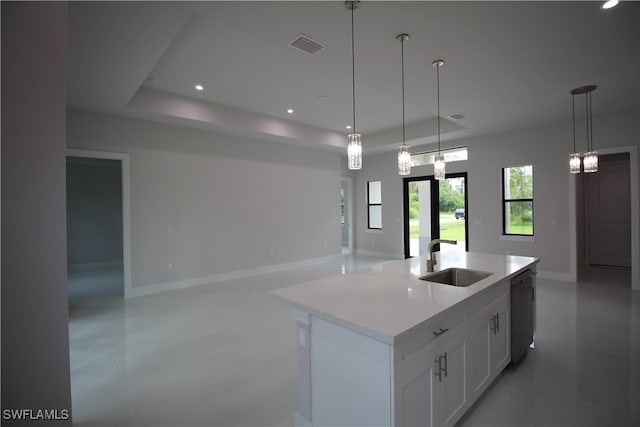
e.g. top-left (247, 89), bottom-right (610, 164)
top-left (68, 1), bottom-right (640, 154)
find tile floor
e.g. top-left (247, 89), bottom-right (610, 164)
top-left (69, 256), bottom-right (640, 427)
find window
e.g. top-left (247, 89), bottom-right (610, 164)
top-left (410, 146), bottom-right (468, 167)
top-left (502, 165), bottom-right (533, 236)
top-left (367, 181), bottom-right (382, 229)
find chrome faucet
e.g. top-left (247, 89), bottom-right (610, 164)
top-left (426, 239), bottom-right (457, 272)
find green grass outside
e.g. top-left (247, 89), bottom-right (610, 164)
top-left (409, 212), bottom-right (466, 241)
top-left (440, 219), bottom-right (466, 241)
top-left (506, 223), bottom-right (533, 235)
top-left (409, 214), bottom-right (533, 239)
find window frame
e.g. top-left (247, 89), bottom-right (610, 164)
top-left (502, 165), bottom-right (534, 236)
top-left (410, 146), bottom-right (468, 167)
top-left (367, 180), bottom-right (382, 230)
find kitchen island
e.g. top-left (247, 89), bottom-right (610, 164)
top-left (272, 251), bottom-right (538, 427)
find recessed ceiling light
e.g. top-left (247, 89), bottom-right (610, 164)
top-left (602, 0), bottom-right (618, 9)
top-left (195, 84), bottom-right (204, 91)
top-left (287, 109), bottom-right (294, 114)
top-left (346, 125), bottom-right (352, 129)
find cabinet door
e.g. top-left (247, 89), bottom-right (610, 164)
top-left (467, 314), bottom-right (490, 401)
top-left (432, 331), bottom-right (466, 427)
top-left (394, 357), bottom-right (433, 427)
top-left (490, 299), bottom-right (510, 373)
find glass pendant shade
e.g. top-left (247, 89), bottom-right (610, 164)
top-left (347, 133), bottom-right (362, 170)
top-left (569, 153), bottom-right (581, 174)
top-left (583, 151), bottom-right (598, 173)
top-left (398, 144), bottom-right (411, 175)
top-left (434, 153), bottom-right (446, 180)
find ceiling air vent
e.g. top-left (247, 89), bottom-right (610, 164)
top-left (449, 113), bottom-right (466, 120)
top-left (289, 34), bottom-right (325, 55)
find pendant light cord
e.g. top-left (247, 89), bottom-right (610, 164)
top-left (585, 90), bottom-right (590, 152)
top-left (436, 63), bottom-right (441, 153)
top-left (351, 5), bottom-right (356, 133)
top-left (572, 94), bottom-right (576, 153)
top-left (401, 38), bottom-right (405, 144)
top-left (588, 91), bottom-right (593, 151)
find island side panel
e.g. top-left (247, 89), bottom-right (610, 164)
top-left (296, 319), bottom-right (312, 422)
top-left (311, 316), bottom-right (393, 426)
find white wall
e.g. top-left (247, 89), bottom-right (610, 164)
top-left (354, 109), bottom-right (639, 278)
top-left (67, 109), bottom-right (342, 291)
top-left (1, 2), bottom-right (72, 424)
top-left (66, 157), bottom-right (123, 267)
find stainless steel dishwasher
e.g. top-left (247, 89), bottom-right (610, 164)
top-left (510, 269), bottom-right (534, 363)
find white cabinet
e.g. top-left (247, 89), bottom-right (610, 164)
top-left (394, 355), bottom-right (433, 427)
top-left (467, 311), bottom-right (491, 399)
top-left (393, 326), bottom-right (467, 427)
top-left (432, 330), bottom-right (467, 427)
top-left (490, 295), bottom-right (510, 374)
top-left (467, 292), bottom-right (510, 402)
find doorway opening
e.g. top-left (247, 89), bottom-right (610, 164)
top-left (66, 150), bottom-right (132, 301)
top-left (341, 177), bottom-right (354, 255)
top-left (67, 156), bottom-right (124, 304)
top-left (403, 173), bottom-right (468, 258)
top-left (572, 146), bottom-right (639, 290)
top-left (577, 153), bottom-right (631, 273)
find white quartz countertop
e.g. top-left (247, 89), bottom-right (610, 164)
top-left (271, 252), bottom-right (538, 345)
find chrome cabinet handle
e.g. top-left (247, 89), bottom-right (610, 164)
top-left (434, 356), bottom-right (442, 382)
top-left (434, 352), bottom-right (448, 382)
top-left (433, 327), bottom-right (449, 336)
top-left (490, 313), bottom-right (501, 334)
top-left (443, 352), bottom-right (448, 378)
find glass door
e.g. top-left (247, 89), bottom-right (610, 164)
top-left (438, 175), bottom-right (467, 252)
top-left (404, 178), bottom-right (436, 257)
top-left (403, 173), bottom-right (468, 258)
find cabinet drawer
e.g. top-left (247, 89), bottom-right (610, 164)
top-left (466, 279), bottom-right (509, 316)
top-left (394, 308), bottom-right (465, 374)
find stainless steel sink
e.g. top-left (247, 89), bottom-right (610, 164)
top-left (419, 268), bottom-right (492, 287)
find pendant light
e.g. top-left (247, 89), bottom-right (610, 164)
top-left (570, 85), bottom-right (598, 173)
top-left (569, 85), bottom-right (598, 173)
top-left (397, 34), bottom-right (411, 176)
top-left (433, 59), bottom-right (445, 180)
top-left (346, 1), bottom-right (362, 170)
top-left (569, 93), bottom-right (581, 174)
top-left (582, 86), bottom-right (598, 173)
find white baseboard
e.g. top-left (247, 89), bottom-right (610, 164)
top-left (354, 249), bottom-right (404, 260)
top-left (68, 260), bottom-right (123, 273)
top-left (126, 254), bottom-right (342, 298)
top-left (293, 412), bottom-right (313, 427)
top-left (536, 270), bottom-right (574, 282)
